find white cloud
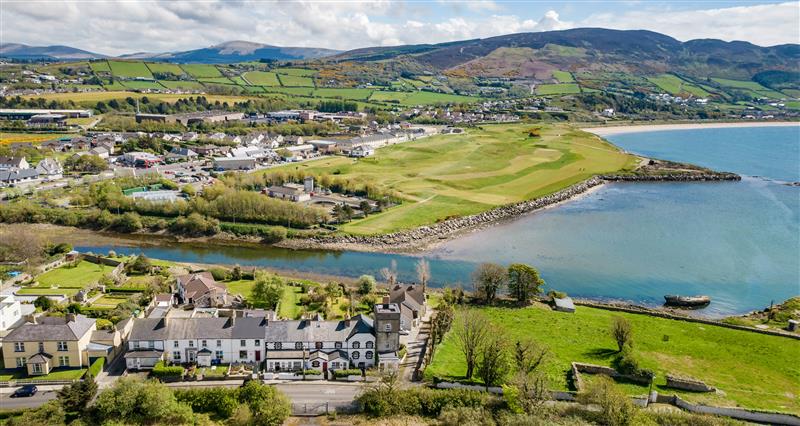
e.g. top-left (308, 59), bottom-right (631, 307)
top-left (0, 1), bottom-right (795, 56)
top-left (583, 2), bottom-right (800, 46)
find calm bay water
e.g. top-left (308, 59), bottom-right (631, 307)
top-left (77, 125), bottom-right (800, 316)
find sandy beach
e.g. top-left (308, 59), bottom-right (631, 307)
top-left (583, 121), bottom-right (800, 137)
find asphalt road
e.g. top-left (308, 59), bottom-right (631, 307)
top-left (0, 388), bottom-right (58, 411)
top-left (276, 382), bottom-right (362, 403)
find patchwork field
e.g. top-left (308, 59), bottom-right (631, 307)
top-left (145, 62), bottom-right (185, 75)
top-left (180, 64), bottom-right (223, 78)
top-left (277, 74), bottom-right (315, 87)
top-left (647, 74), bottom-right (711, 97)
top-left (425, 304), bottom-right (800, 414)
top-left (535, 83), bottom-right (582, 95)
top-left (243, 71), bottom-right (281, 86)
top-left (552, 70), bottom-right (575, 83)
top-left (107, 60), bottom-right (153, 79)
top-left (272, 123), bottom-right (637, 234)
top-left (274, 68), bottom-right (317, 77)
top-left (711, 77), bottom-right (787, 99)
top-left (21, 91), bottom-right (256, 105)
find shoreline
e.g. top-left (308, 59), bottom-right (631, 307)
top-left (582, 121), bottom-right (800, 137)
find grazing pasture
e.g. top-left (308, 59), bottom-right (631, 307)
top-left (552, 70), bottom-right (575, 83)
top-left (243, 71), bottom-right (281, 86)
top-left (647, 74), bottom-right (711, 97)
top-left (274, 68), bottom-right (317, 77)
top-left (107, 60), bottom-right (154, 79)
top-left (146, 62), bottom-right (186, 75)
top-left (535, 83), bottom-right (581, 95)
top-left (277, 74), bottom-right (315, 87)
top-left (180, 64), bottom-right (223, 78)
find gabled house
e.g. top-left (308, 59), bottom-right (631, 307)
top-left (165, 147), bottom-right (199, 162)
top-left (389, 284), bottom-right (427, 332)
top-left (35, 158), bottom-right (63, 180)
top-left (0, 168), bottom-right (39, 187)
top-left (88, 146), bottom-right (109, 159)
top-left (2, 314), bottom-right (97, 376)
top-left (0, 156), bottom-right (29, 171)
top-left (176, 272), bottom-right (229, 307)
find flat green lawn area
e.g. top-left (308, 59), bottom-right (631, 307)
top-left (180, 64), bottom-right (222, 78)
top-left (552, 70), bottom-right (575, 83)
top-left (201, 364), bottom-right (229, 378)
top-left (278, 286), bottom-right (303, 319)
top-left (274, 68), bottom-right (317, 77)
top-left (0, 367), bottom-right (86, 381)
top-left (16, 287), bottom-right (80, 296)
top-left (108, 60), bottom-right (153, 79)
top-left (278, 74), bottom-right (315, 87)
top-left (313, 88), bottom-right (374, 101)
top-left (36, 260), bottom-right (113, 288)
top-left (89, 60), bottom-right (111, 73)
top-left (270, 123), bottom-right (637, 234)
top-left (647, 74), bottom-right (710, 97)
top-left (243, 71), bottom-right (281, 86)
top-left (92, 295), bottom-right (132, 308)
top-left (535, 83), bottom-right (581, 95)
top-left (226, 279), bottom-right (256, 299)
top-left (146, 62), bottom-right (185, 75)
top-left (425, 304), bottom-right (800, 414)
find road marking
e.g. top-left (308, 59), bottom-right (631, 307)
top-left (323, 388), bottom-right (336, 394)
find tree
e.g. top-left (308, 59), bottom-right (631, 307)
top-left (5, 400), bottom-right (66, 426)
top-left (506, 371), bottom-right (550, 413)
top-left (126, 254), bottom-right (152, 275)
top-left (356, 274), bottom-right (376, 295)
top-left (506, 263), bottom-right (544, 304)
top-left (455, 309), bottom-right (491, 380)
top-left (580, 375), bottom-right (639, 426)
top-left (93, 377), bottom-right (194, 424)
top-left (472, 263), bottom-right (506, 304)
top-left (359, 200), bottom-right (372, 216)
top-left (238, 380), bottom-right (291, 426)
top-left (250, 272), bottom-right (285, 309)
top-left (513, 339), bottom-right (548, 374)
top-left (477, 333), bottom-right (511, 387)
top-left (34, 295), bottom-right (54, 311)
top-left (380, 259), bottom-right (398, 287)
top-left (231, 264), bottom-right (242, 281)
top-left (57, 371), bottom-right (97, 416)
top-left (611, 316), bottom-right (633, 352)
top-left (415, 258), bottom-right (431, 291)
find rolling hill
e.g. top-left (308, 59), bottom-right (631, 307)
top-left (120, 41), bottom-right (340, 63)
top-left (0, 43), bottom-right (107, 60)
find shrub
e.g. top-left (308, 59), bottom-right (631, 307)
top-left (208, 267), bottom-right (231, 281)
top-left (611, 316), bottom-right (633, 352)
top-left (333, 369), bottom-right (363, 378)
top-left (579, 376), bottom-right (639, 426)
top-left (358, 388), bottom-right (486, 418)
top-left (614, 347), bottom-right (655, 380)
top-left (174, 387), bottom-right (240, 419)
top-left (438, 406), bottom-right (497, 426)
top-left (151, 361), bottom-right (185, 379)
top-left (294, 369), bottom-right (322, 376)
top-left (88, 357), bottom-right (105, 377)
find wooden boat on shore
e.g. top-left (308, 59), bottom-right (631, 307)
top-left (664, 295), bottom-right (711, 307)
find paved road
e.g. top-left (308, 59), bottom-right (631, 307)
top-left (276, 382), bottom-right (362, 403)
top-left (0, 388), bottom-right (58, 410)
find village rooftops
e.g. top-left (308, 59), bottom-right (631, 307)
top-left (3, 314), bottom-right (95, 342)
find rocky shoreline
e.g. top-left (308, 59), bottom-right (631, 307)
top-left (277, 170), bottom-right (740, 253)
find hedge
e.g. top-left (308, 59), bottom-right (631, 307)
top-left (294, 369), bottom-right (322, 376)
top-left (174, 387), bottom-right (240, 419)
top-left (357, 388), bottom-right (487, 418)
top-left (333, 369), bottom-right (363, 378)
top-left (151, 361), bottom-right (185, 379)
top-left (88, 357), bottom-right (105, 377)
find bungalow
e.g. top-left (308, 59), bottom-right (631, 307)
top-left (194, 144), bottom-right (228, 157)
top-left (350, 145), bottom-right (374, 158)
top-left (88, 147), bottom-right (109, 159)
top-left (2, 314), bottom-right (97, 376)
top-left (0, 169), bottom-right (40, 187)
top-left (176, 272), bottom-right (229, 307)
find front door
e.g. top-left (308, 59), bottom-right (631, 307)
top-left (188, 351), bottom-right (196, 363)
top-left (322, 361), bottom-right (328, 372)
top-left (255, 350), bottom-right (261, 361)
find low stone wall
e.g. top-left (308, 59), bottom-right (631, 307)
top-left (655, 394), bottom-right (800, 425)
top-left (665, 374), bottom-right (716, 392)
top-left (601, 173), bottom-right (741, 182)
top-left (571, 362), bottom-right (653, 391)
top-left (435, 381), bottom-right (503, 394)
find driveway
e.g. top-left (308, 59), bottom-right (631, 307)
top-left (401, 308), bottom-right (434, 383)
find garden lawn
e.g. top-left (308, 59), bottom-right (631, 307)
top-left (92, 295), bottom-right (132, 308)
top-left (36, 260), bottom-right (113, 288)
top-left (108, 60), bottom-right (153, 79)
top-left (269, 123), bottom-right (637, 234)
top-left (535, 83), bottom-right (581, 95)
top-left (0, 367), bottom-right (86, 381)
top-left (278, 286), bottom-right (303, 319)
top-left (278, 74), bottom-right (315, 87)
top-left (425, 304), bottom-right (800, 414)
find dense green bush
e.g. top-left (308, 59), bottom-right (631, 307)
top-left (151, 361), bottom-right (185, 379)
top-left (294, 369), bottom-right (322, 376)
top-left (333, 369), bottom-right (363, 378)
top-left (219, 222), bottom-right (287, 242)
top-left (358, 387), bottom-right (487, 418)
top-left (174, 387), bottom-right (239, 419)
top-left (208, 267), bottom-right (231, 281)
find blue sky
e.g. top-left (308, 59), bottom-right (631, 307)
top-left (1, 1), bottom-right (798, 55)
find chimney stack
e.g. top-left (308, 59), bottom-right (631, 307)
top-left (66, 313), bottom-right (76, 323)
top-left (382, 296), bottom-right (390, 304)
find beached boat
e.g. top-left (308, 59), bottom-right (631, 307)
top-left (664, 295), bottom-right (711, 307)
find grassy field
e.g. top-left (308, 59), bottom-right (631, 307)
top-left (243, 71), bottom-right (281, 86)
top-left (146, 62), bottom-right (185, 75)
top-left (535, 83), bottom-right (582, 95)
top-left (711, 78), bottom-right (786, 99)
top-left (313, 88), bottom-right (374, 100)
top-left (552, 70), bottom-right (575, 83)
top-left (21, 91), bottom-right (256, 105)
top-left (107, 60), bottom-right (153, 79)
top-left (180, 64), bottom-right (223, 78)
top-left (272, 123), bottom-right (637, 234)
top-left (121, 80), bottom-right (165, 90)
top-left (0, 132), bottom-right (72, 145)
top-left (36, 260), bottom-right (113, 288)
top-left (92, 295), bottom-right (132, 308)
top-left (158, 80), bottom-right (205, 90)
top-left (647, 74), bottom-right (711, 97)
top-left (400, 91), bottom-right (480, 106)
top-left (89, 61), bottom-right (111, 73)
top-left (277, 74), bottom-right (315, 87)
top-left (0, 367), bottom-right (86, 381)
top-left (425, 304), bottom-right (800, 414)
top-left (274, 68), bottom-right (317, 77)
top-left (279, 285), bottom-right (304, 319)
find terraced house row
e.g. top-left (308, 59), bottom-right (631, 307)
top-left (124, 302), bottom-right (403, 373)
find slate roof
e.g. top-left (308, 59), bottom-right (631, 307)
top-left (390, 284), bottom-right (425, 307)
top-left (4, 315), bottom-right (95, 342)
top-left (124, 350), bottom-right (163, 359)
top-left (129, 316), bottom-right (266, 341)
top-left (28, 353), bottom-right (53, 363)
top-left (0, 169), bottom-right (39, 182)
top-left (265, 350), bottom-right (305, 359)
top-left (263, 315), bottom-right (373, 342)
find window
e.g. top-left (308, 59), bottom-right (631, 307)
top-left (366, 341), bottom-right (374, 349)
top-left (311, 360), bottom-right (320, 368)
top-left (173, 351), bottom-right (181, 361)
top-left (240, 340), bottom-right (246, 347)
top-left (352, 351), bottom-right (360, 359)
top-left (188, 340), bottom-right (194, 348)
top-left (58, 356), bottom-right (69, 366)
top-left (133, 341), bottom-right (140, 349)
top-left (13, 342), bottom-right (24, 352)
top-left (254, 339), bottom-right (260, 346)
top-left (57, 341), bottom-right (68, 351)
top-left (383, 324), bottom-right (392, 332)
top-left (366, 351), bottom-right (373, 359)
top-left (201, 340), bottom-right (207, 348)
top-left (275, 342), bottom-right (282, 350)
top-left (315, 342), bottom-right (323, 350)
top-left (334, 342), bottom-right (342, 349)
top-left (295, 342), bottom-right (303, 350)
top-left (15, 358), bottom-right (25, 368)
top-left (215, 350), bottom-right (224, 360)
top-left (173, 340), bottom-right (179, 348)
top-left (216, 340), bottom-right (222, 347)
top-left (352, 341), bottom-right (360, 349)
top-left (239, 351), bottom-right (247, 359)
top-left (31, 363), bottom-right (42, 373)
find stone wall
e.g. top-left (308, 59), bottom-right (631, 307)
top-left (656, 394), bottom-right (800, 425)
top-left (570, 362), bottom-right (653, 391)
top-left (665, 375), bottom-right (716, 392)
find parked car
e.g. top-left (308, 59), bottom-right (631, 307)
top-left (11, 385), bottom-right (38, 397)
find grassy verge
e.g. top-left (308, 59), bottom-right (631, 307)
top-left (425, 303), bottom-right (800, 414)
top-left (0, 367), bottom-right (86, 381)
